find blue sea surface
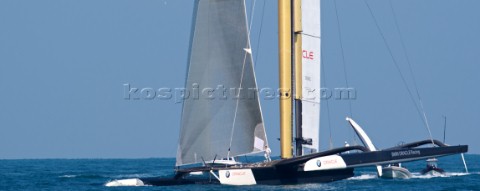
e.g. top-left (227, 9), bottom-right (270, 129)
top-left (1, 155), bottom-right (479, 191)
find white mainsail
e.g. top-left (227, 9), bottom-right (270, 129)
top-left (300, 0), bottom-right (321, 153)
top-left (176, 0), bottom-right (268, 166)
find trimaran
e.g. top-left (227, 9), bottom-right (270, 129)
top-left (107, 0), bottom-right (468, 186)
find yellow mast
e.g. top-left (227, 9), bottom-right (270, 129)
top-left (278, 0), bottom-right (293, 159)
top-left (293, 0), bottom-right (302, 100)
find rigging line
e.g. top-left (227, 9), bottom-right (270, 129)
top-left (228, 41), bottom-right (250, 158)
top-left (248, 0), bottom-right (257, 32)
top-left (228, 0), bottom-right (257, 158)
top-left (321, 53), bottom-right (334, 149)
top-left (389, 0), bottom-right (433, 143)
top-left (250, 0), bottom-right (269, 144)
top-left (333, 0), bottom-right (353, 118)
top-left (363, 0), bottom-right (434, 144)
top-left (247, 0), bottom-right (270, 146)
top-left (254, 0), bottom-right (266, 67)
top-left (389, 0), bottom-right (422, 100)
top-left (333, 0), bottom-right (357, 145)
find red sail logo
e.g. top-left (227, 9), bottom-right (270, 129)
top-left (302, 50), bottom-right (314, 60)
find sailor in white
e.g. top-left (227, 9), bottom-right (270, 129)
top-left (264, 145), bottom-right (272, 162)
top-left (344, 141), bottom-right (350, 154)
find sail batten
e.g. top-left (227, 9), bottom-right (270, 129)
top-left (176, 0), bottom-right (267, 166)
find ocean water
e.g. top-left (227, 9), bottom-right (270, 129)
top-left (1, 155), bottom-right (479, 191)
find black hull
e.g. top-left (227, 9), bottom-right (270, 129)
top-left (139, 168), bottom-right (354, 186)
top-left (127, 140), bottom-right (467, 186)
top-left (251, 167), bottom-right (354, 185)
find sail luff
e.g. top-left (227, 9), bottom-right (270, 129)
top-left (176, 0), bottom-right (201, 166)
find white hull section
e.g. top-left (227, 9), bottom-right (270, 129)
top-left (304, 155), bottom-right (347, 171)
top-left (381, 166), bottom-right (412, 179)
top-left (219, 169), bottom-right (257, 186)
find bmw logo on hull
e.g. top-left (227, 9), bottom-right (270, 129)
top-left (316, 160), bottom-right (322, 167)
top-left (225, 171), bottom-right (230, 178)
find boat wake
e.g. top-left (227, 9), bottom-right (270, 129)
top-left (346, 172), bottom-right (474, 181)
top-left (347, 174), bottom-right (377, 180)
top-left (411, 172), bottom-right (470, 179)
top-left (59, 175), bottom-right (77, 178)
top-left (58, 174), bottom-right (104, 179)
top-left (105, 173), bottom-right (164, 187)
top-left (105, 178), bottom-right (147, 187)
top-left (103, 172), bottom-right (478, 186)
top-left (111, 173), bottom-right (161, 179)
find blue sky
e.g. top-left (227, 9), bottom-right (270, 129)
top-left (0, 0), bottom-right (479, 159)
